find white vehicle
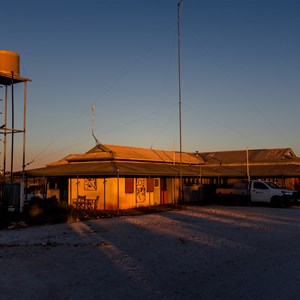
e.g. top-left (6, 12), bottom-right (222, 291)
top-left (216, 180), bottom-right (298, 207)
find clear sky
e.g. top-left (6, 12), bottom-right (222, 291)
top-left (1, 0), bottom-right (300, 170)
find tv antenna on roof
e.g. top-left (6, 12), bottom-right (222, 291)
top-left (91, 104), bottom-right (95, 134)
top-left (91, 104), bottom-right (101, 145)
top-left (91, 105), bottom-right (113, 154)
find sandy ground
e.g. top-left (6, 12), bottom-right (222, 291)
top-left (1, 205), bottom-right (300, 300)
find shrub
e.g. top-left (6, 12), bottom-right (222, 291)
top-left (24, 197), bottom-right (73, 225)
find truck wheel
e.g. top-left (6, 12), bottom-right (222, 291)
top-left (270, 196), bottom-right (282, 208)
top-left (283, 198), bottom-right (292, 208)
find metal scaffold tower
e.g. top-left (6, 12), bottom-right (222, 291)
top-left (0, 50), bottom-right (31, 211)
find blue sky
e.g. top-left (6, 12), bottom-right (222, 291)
top-left (1, 0), bottom-right (300, 170)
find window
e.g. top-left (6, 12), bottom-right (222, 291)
top-left (253, 182), bottom-right (268, 190)
top-left (147, 178), bottom-right (154, 192)
top-left (265, 182), bottom-right (280, 189)
top-left (125, 178), bottom-right (134, 193)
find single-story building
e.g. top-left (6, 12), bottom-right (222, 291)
top-left (24, 144), bottom-right (300, 210)
top-left (200, 148), bottom-right (300, 190)
top-left (25, 144), bottom-right (215, 209)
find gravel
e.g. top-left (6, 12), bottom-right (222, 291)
top-left (1, 205), bottom-right (300, 300)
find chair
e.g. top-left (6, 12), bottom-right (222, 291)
top-left (73, 195), bottom-right (86, 209)
top-left (86, 196), bottom-right (99, 210)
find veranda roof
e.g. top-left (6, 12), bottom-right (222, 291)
top-left (26, 161), bottom-right (218, 178)
top-left (207, 164), bottom-right (300, 178)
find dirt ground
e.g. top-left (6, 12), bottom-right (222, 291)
top-left (1, 204), bottom-right (300, 300)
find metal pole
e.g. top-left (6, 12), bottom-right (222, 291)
top-left (103, 178), bottom-right (106, 210)
top-left (10, 72), bottom-right (14, 183)
top-left (117, 171), bottom-right (120, 215)
top-left (178, 0), bottom-right (183, 204)
top-left (22, 82), bottom-right (27, 179)
top-left (91, 105), bottom-right (95, 135)
top-left (3, 85), bottom-right (8, 181)
top-left (246, 146), bottom-right (250, 182)
top-left (20, 82), bottom-right (27, 211)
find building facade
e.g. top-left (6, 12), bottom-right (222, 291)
top-left (25, 145), bottom-right (300, 210)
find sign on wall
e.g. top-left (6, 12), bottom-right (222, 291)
top-left (84, 178), bottom-right (97, 191)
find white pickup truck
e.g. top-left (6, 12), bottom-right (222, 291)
top-left (216, 180), bottom-right (298, 207)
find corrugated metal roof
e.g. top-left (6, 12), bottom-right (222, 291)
top-left (64, 144), bottom-right (204, 165)
top-left (200, 148), bottom-right (299, 165)
top-left (27, 161), bottom-right (300, 178)
top-left (46, 154), bottom-right (82, 166)
top-left (26, 146), bottom-right (300, 178)
top-left (27, 161), bottom-right (218, 178)
top-left (207, 164), bottom-right (300, 177)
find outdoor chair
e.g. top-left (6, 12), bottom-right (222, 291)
top-left (73, 195), bottom-right (86, 209)
top-left (86, 195), bottom-right (99, 210)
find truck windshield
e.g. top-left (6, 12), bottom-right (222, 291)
top-left (265, 182), bottom-right (281, 189)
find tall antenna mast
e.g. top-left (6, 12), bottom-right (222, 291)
top-left (178, 0), bottom-right (183, 204)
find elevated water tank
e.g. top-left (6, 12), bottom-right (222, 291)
top-left (0, 50), bottom-right (20, 76)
